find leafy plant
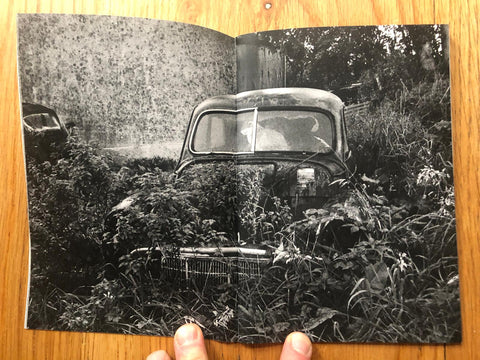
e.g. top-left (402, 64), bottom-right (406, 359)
top-left (26, 73), bottom-right (460, 343)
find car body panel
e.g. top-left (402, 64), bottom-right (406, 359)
top-left (104, 88), bottom-right (355, 280)
top-left (22, 103), bottom-right (69, 160)
top-left (177, 88), bottom-right (348, 172)
top-left (176, 88), bottom-right (349, 217)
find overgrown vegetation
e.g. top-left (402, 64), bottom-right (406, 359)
top-left (25, 23), bottom-right (459, 342)
top-left (26, 75), bottom-right (459, 343)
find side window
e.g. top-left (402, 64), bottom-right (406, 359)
top-left (24, 114), bottom-right (46, 130)
top-left (42, 114), bottom-right (59, 128)
top-left (24, 113), bottom-right (60, 130)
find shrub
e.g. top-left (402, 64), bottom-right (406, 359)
top-left (176, 162), bottom-right (238, 239)
top-left (26, 76), bottom-right (459, 342)
top-left (347, 76), bottom-right (453, 203)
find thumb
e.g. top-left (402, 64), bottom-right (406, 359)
top-left (174, 324), bottom-right (209, 360)
top-left (279, 332), bottom-right (312, 360)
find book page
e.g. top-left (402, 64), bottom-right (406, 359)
top-left (233, 25), bottom-right (460, 343)
top-left (18, 15), bottom-right (460, 344)
top-left (18, 14), bottom-right (238, 340)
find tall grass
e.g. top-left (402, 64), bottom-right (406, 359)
top-left (26, 78), bottom-right (459, 343)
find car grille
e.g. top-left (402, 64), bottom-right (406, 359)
top-left (133, 247), bottom-right (271, 285)
top-left (160, 255), bottom-right (270, 284)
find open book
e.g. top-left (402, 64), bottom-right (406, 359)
top-left (18, 14), bottom-right (460, 343)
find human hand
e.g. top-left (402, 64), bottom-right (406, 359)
top-left (147, 323), bottom-right (312, 360)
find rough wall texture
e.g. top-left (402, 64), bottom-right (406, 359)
top-left (17, 14), bottom-right (236, 158)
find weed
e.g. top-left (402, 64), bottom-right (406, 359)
top-left (26, 78), bottom-right (459, 343)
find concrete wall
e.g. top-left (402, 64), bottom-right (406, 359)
top-left (17, 14), bottom-right (236, 158)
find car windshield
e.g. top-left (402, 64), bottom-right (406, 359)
top-left (192, 109), bottom-right (334, 153)
top-left (24, 113), bottom-right (60, 130)
top-left (192, 110), bottom-right (254, 153)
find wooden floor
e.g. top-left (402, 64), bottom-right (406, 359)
top-left (1, 0), bottom-right (478, 358)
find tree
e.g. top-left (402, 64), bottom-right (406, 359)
top-left (236, 25), bottom-right (449, 103)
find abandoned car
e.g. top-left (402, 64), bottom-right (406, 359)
top-left (22, 103), bottom-right (70, 160)
top-left (104, 88), bottom-right (356, 282)
top-left (176, 87), bottom-right (350, 215)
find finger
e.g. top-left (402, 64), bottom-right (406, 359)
top-left (174, 323), bottom-right (208, 360)
top-left (146, 350), bottom-right (171, 360)
top-left (279, 332), bottom-right (312, 360)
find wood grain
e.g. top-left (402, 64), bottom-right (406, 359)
top-left (1, 0), bottom-right (478, 358)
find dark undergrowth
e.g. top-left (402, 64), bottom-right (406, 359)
top-left (26, 78), bottom-right (460, 343)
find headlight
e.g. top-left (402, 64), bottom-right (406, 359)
top-left (295, 167), bottom-right (331, 197)
top-left (296, 168), bottom-right (316, 196)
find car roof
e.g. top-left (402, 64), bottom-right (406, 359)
top-left (192, 88), bottom-right (344, 118)
top-left (177, 88), bottom-right (347, 169)
top-left (22, 102), bottom-right (58, 117)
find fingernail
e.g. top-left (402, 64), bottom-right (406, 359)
top-left (146, 350), bottom-right (170, 360)
top-left (291, 333), bottom-right (312, 357)
top-left (175, 324), bottom-right (200, 347)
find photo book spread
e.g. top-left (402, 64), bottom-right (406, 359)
top-left (18, 14), bottom-right (460, 343)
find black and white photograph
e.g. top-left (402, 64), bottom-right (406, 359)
top-left (18, 14), bottom-right (460, 344)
